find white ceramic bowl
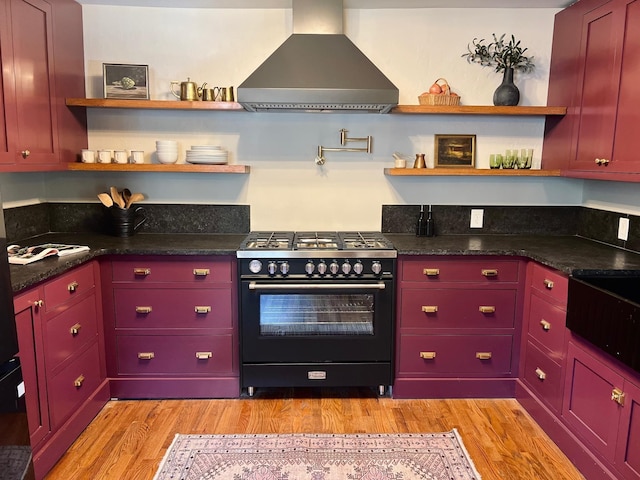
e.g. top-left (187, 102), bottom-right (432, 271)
top-left (156, 151), bottom-right (178, 164)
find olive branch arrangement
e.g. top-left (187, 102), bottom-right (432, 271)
top-left (462, 33), bottom-right (535, 73)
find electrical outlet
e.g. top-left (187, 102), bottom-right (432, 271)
top-left (470, 209), bottom-right (484, 228)
top-left (618, 217), bottom-right (630, 241)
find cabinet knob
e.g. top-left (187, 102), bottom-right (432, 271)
top-left (74, 375), bottom-right (85, 388)
top-left (535, 367), bottom-right (546, 381)
top-left (543, 279), bottom-right (554, 289)
top-left (481, 269), bottom-right (498, 277)
top-left (34, 299), bottom-right (44, 308)
top-left (419, 351), bottom-right (436, 359)
top-left (540, 319), bottom-right (551, 331)
top-left (135, 306), bottom-right (153, 314)
top-left (421, 305), bottom-right (438, 313)
top-left (195, 351), bottom-right (212, 359)
top-left (193, 268), bottom-right (210, 277)
top-left (612, 387), bottom-right (625, 406)
top-left (70, 323), bottom-right (82, 336)
top-left (476, 352), bottom-right (492, 360)
top-left (479, 305), bottom-right (496, 314)
top-left (422, 268), bottom-right (440, 277)
top-left (21, 150), bottom-right (30, 159)
top-left (133, 268), bottom-right (151, 276)
top-left (67, 281), bottom-right (79, 292)
top-left (137, 352), bottom-right (155, 360)
top-left (194, 306), bottom-right (212, 314)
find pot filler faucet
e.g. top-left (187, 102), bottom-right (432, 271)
top-left (315, 129), bottom-right (372, 165)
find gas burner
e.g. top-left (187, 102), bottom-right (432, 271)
top-left (240, 232), bottom-right (294, 250)
top-left (294, 232), bottom-right (339, 250)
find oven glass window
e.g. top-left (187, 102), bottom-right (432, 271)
top-left (259, 294), bottom-right (374, 336)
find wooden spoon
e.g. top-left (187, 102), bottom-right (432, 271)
top-left (97, 193), bottom-right (113, 208)
top-left (125, 192), bottom-right (145, 209)
top-left (121, 188), bottom-right (132, 207)
top-left (110, 186), bottom-right (125, 208)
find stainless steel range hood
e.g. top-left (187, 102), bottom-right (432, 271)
top-left (237, 0), bottom-right (399, 113)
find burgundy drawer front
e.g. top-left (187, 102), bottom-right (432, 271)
top-left (44, 295), bottom-right (98, 372)
top-left (116, 335), bottom-right (233, 375)
top-left (402, 259), bottom-right (519, 283)
top-left (43, 262), bottom-right (96, 312)
top-left (401, 288), bottom-right (516, 329)
top-left (48, 343), bottom-right (102, 429)
top-left (398, 334), bottom-right (513, 375)
top-left (529, 263), bottom-right (568, 305)
top-left (113, 288), bottom-right (232, 329)
top-left (112, 259), bottom-right (231, 283)
top-left (527, 292), bottom-right (566, 361)
top-left (523, 341), bottom-right (563, 412)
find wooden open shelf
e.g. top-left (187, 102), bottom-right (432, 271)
top-left (66, 98), bottom-right (244, 110)
top-left (67, 163), bottom-right (250, 173)
top-left (384, 167), bottom-right (562, 176)
top-left (391, 105), bottom-right (566, 115)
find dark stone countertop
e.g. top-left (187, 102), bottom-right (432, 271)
top-left (10, 232), bottom-right (640, 294)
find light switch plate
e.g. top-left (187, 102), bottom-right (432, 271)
top-left (470, 209), bottom-right (484, 228)
top-left (618, 217), bottom-right (629, 241)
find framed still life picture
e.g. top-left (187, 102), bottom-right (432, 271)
top-left (103, 63), bottom-right (149, 100)
top-left (434, 134), bottom-right (476, 168)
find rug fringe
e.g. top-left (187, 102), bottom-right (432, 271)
top-left (452, 428), bottom-right (483, 480)
top-left (152, 433), bottom-right (181, 480)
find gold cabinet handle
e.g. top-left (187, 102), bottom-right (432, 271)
top-left (134, 268), bottom-right (151, 276)
top-left (595, 158), bottom-right (610, 166)
top-left (535, 367), bottom-right (547, 380)
top-left (612, 387), bottom-right (625, 406)
top-left (67, 281), bottom-right (79, 292)
top-left (137, 352), bottom-right (155, 360)
top-left (195, 351), bottom-right (212, 359)
top-left (135, 306), bottom-right (153, 314)
top-left (422, 268), bottom-right (440, 277)
top-left (21, 149), bottom-right (30, 158)
top-left (476, 352), bottom-right (492, 360)
top-left (70, 323), bottom-right (82, 335)
top-left (195, 306), bottom-right (212, 314)
top-left (540, 319), bottom-right (551, 331)
top-left (34, 299), bottom-right (44, 308)
top-left (481, 269), bottom-right (498, 277)
top-left (421, 305), bottom-right (438, 313)
top-left (74, 375), bottom-right (85, 387)
top-left (420, 351), bottom-right (436, 359)
top-left (193, 268), bottom-right (210, 276)
top-left (479, 306), bottom-right (496, 314)
top-left (543, 279), bottom-right (554, 289)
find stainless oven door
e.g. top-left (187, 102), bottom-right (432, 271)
top-left (240, 279), bottom-right (394, 363)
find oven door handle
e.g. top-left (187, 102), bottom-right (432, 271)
top-left (248, 282), bottom-right (386, 290)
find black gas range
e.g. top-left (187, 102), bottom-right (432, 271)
top-left (236, 232), bottom-right (397, 396)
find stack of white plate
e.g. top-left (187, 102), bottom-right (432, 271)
top-left (186, 145), bottom-right (228, 165)
top-left (156, 140), bottom-right (179, 164)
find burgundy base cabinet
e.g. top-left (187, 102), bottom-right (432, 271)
top-left (14, 261), bottom-right (109, 480)
top-left (394, 256), bottom-right (526, 398)
top-left (101, 255), bottom-right (239, 399)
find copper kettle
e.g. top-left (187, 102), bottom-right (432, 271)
top-left (170, 78), bottom-right (200, 101)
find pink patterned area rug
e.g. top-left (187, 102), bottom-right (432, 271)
top-left (153, 430), bottom-right (482, 480)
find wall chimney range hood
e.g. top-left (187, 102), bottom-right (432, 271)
top-left (237, 0), bottom-right (399, 113)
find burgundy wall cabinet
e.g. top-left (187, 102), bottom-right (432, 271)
top-left (101, 255), bottom-right (239, 399)
top-left (0, 0), bottom-right (87, 171)
top-left (393, 256), bottom-right (526, 399)
top-left (14, 261), bottom-right (109, 480)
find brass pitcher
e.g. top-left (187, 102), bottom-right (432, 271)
top-left (413, 153), bottom-right (426, 168)
top-left (170, 78), bottom-right (200, 101)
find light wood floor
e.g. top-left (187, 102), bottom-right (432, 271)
top-left (44, 388), bottom-right (585, 480)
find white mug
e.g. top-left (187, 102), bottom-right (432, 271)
top-left (81, 149), bottom-right (96, 163)
top-left (114, 150), bottom-right (128, 164)
top-left (130, 150), bottom-right (144, 164)
top-left (97, 150), bottom-right (112, 163)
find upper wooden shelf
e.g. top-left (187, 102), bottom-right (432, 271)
top-left (66, 98), bottom-right (244, 110)
top-left (384, 167), bottom-right (562, 176)
top-left (391, 105), bottom-right (567, 115)
top-left (67, 163), bottom-right (250, 173)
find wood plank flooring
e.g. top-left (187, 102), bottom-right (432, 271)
top-left (44, 388), bottom-right (585, 480)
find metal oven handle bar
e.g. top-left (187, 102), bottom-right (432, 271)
top-left (248, 282), bottom-right (386, 290)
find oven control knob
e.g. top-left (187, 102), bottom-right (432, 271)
top-left (280, 262), bottom-right (290, 275)
top-left (371, 261), bottom-right (382, 275)
top-left (267, 262), bottom-right (278, 275)
top-left (305, 261), bottom-right (315, 275)
top-left (248, 259), bottom-right (263, 274)
top-left (341, 261), bottom-right (351, 275)
top-left (317, 261), bottom-right (327, 275)
top-left (329, 261), bottom-right (340, 275)
top-left (353, 261), bottom-right (364, 275)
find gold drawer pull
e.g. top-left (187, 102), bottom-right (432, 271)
top-left (135, 306), bottom-right (153, 314)
top-left (193, 268), bottom-right (210, 276)
top-left (195, 306), bottom-right (212, 314)
top-left (482, 269), bottom-right (498, 277)
top-left (70, 323), bottom-right (82, 335)
top-left (540, 319), bottom-right (551, 331)
top-left (535, 367), bottom-right (547, 380)
top-left (612, 387), bottom-right (625, 406)
top-left (476, 352), bottom-right (492, 360)
top-left (34, 299), bottom-right (44, 308)
top-left (74, 375), bottom-right (85, 388)
top-left (421, 305), bottom-right (438, 313)
top-left (67, 281), bottom-right (79, 292)
top-left (195, 351), bottom-right (212, 359)
top-left (422, 268), bottom-right (440, 277)
top-left (134, 268), bottom-right (151, 276)
top-left (420, 351), bottom-right (436, 359)
top-left (137, 352), bottom-right (155, 360)
top-left (479, 306), bottom-right (496, 314)
top-left (543, 279), bottom-right (554, 289)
